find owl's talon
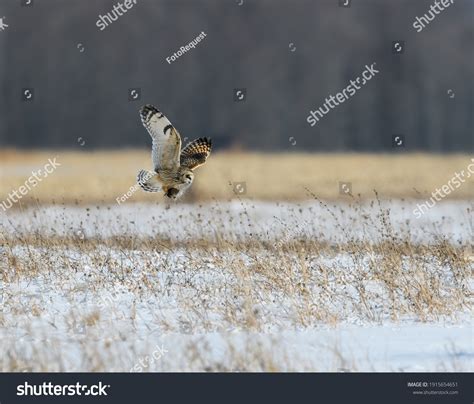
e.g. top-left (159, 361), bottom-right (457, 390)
top-left (165, 188), bottom-right (179, 199)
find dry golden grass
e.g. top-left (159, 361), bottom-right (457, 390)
top-left (1, 198), bottom-right (472, 326)
top-left (3, 234), bottom-right (471, 324)
top-left (1, 150), bottom-right (473, 371)
top-left (0, 149), bottom-right (473, 205)
top-left (1, 191), bottom-right (472, 371)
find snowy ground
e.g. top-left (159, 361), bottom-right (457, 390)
top-left (2, 199), bottom-right (473, 244)
top-left (0, 200), bottom-right (472, 371)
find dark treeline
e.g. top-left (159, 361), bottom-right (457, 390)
top-left (0, 0), bottom-right (472, 152)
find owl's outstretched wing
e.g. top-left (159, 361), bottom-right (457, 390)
top-left (136, 169), bottom-right (162, 193)
top-left (180, 137), bottom-right (212, 170)
top-left (140, 104), bottom-right (182, 172)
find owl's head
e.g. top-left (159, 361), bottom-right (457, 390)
top-left (181, 169), bottom-right (194, 184)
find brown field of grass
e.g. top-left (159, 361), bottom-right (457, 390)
top-left (1, 151), bottom-right (472, 371)
top-left (1, 198), bottom-right (472, 371)
top-left (2, 233), bottom-right (472, 326)
top-left (0, 149), bottom-right (473, 206)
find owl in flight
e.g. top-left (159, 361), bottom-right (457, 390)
top-left (137, 105), bottom-right (212, 199)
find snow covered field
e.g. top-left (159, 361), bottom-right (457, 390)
top-left (2, 199), bottom-right (473, 244)
top-left (0, 200), bottom-right (472, 371)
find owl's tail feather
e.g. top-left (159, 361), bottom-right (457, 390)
top-left (137, 170), bottom-right (162, 193)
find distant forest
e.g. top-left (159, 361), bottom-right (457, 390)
top-left (0, 0), bottom-right (472, 152)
